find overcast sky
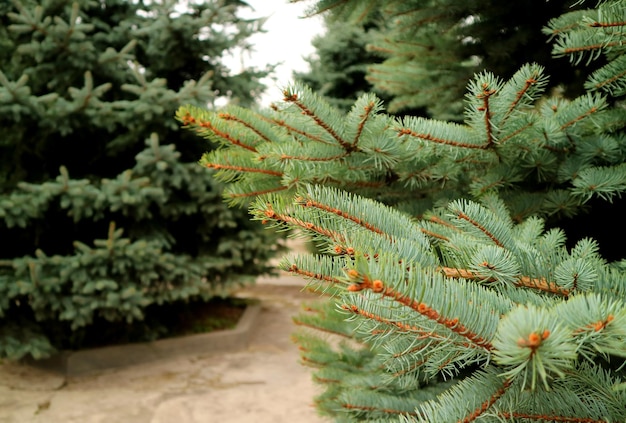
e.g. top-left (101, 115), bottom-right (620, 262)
top-left (223, 0), bottom-right (325, 106)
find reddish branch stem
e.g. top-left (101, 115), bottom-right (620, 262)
top-left (498, 121), bottom-right (534, 145)
top-left (501, 77), bottom-right (539, 127)
top-left (460, 379), bottom-right (512, 423)
top-left (342, 304), bottom-right (439, 338)
top-left (589, 20), bottom-right (626, 28)
top-left (456, 211), bottom-right (504, 247)
top-left (563, 40), bottom-right (623, 55)
top-left (262, 205), bottom-right (346, 243)
top-left (476, 83), bottom-right (497, 148)
top-left (349, 275), bottom-right (494, 351)
top-left (283, 92), bottom-right (352, 150)
top-left (438, 266), bottom-right (570, 296)
top-left (560, 107), bottom-right (599, 130)
top-left (591, 68), bottom-right (626, 90)
top-left (268, 117), bottom-right (333, 145)
top-left (420, 228), bottom-right (449, 241)
top-left (279, 152), bottom-right (348, 162)
top-left (204, 162), bottom-right (283, 177)
top-left (397, 128), bottom-right (488, 149)
top-left (180, 113), bottom-right (257, 152)
top-left (288, 264), bottom-right (344, 285)
top-left (296, 196), bottom-right (388, 238)
top-left (352, 102), bottom-right (375, 147)
top-left (218, 112), bottom-right (273, 143)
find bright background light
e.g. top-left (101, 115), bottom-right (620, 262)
top-left (223, 0), bottom-right (324, 107)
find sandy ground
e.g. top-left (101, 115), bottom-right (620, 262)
top-left (0, 280), bottom-right (329, 423)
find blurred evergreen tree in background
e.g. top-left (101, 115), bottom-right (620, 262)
top-left (0, 0), bottom-right (279, 360)
top-left (297, 0), bottom-right (593, 121)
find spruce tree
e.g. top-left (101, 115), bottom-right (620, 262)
top-left (179, 0), bottom-right (626, 421)
top-left (0, 0), bottom-right (279, 361)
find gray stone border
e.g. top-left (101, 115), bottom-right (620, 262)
top-left (25, 303), bottom-right (262, 377)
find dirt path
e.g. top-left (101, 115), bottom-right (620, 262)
top-left (0, 281), bottom-right (329, 423)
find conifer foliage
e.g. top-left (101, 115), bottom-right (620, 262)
top-left (0, 0), bottom-right (278, 361)
top-left (303, 0), bottom-right (592, 120)
top-left (179, 0), bottom-right (626, 421)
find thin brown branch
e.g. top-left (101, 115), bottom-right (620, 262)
top-left (562, 40), bottom-right (623, 55)
top-left (456, 211), bottom-right (504, 247)
top-left (262, 205), bottom-right (346, 244)
top-left (476, 83), bottom-right (497, 148)
top-left (279, 152), bottom-right (349, 162)
top-left (296, 196), bottom-right (389, 238)
top-left (420, 228), bottom-right (449, 241)
top-left (572, 314), bottom-right (614, 335)
top-left (589, 20), bottom-right (626, 28)
top-left (267, 117), bottom-right (334, 145)
top-left (312, 375), bottom-right (341, 384)
top-left (428, 215), bottom-right (459, 230)
top-left (348, 274), bottom-right (493, 351)
top-left (560, 107), bottom-right (599, 130)
top-left (181, 113), bottom-right (257, 152)
top-left (460, 379), bottom-right (512, 423)
top-left (591, 68), bottom-right (626, 90)
top-left (398, 128), bottom-right (488, 149)
top-left (205, 163), bottom-right (283, 177)
top-left (342, 304), bottom-right (435, 337)
top-left (219, 112), bottom-right (273, 143)
top-left (287, 264), bottom-right (344, 285)
top-left (420, 216), bottom-right (459, 241)
top-left (498, 121), bottom-right (535, 145)
top-left (352, 101), bottom-right (375, 147)
top-left (501, 77), bottom-right (539, 126)
top-left (438, 267), bottom-right (571, 296)
top-left (283, 92), bottom-right (351, 150)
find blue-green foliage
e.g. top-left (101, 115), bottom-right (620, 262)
top-left (0, 0), bottom-right (278, 360)
top-left (180, 0), bottom-right (626, 420)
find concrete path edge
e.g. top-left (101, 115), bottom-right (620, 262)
top-left (23, 303), bottom-right (262, 377)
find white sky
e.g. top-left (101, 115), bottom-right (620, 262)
top-left (223, 0), bottom-right (325, 107)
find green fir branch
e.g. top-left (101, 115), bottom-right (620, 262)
top-left (586, 54), bottom-right (626, 96)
